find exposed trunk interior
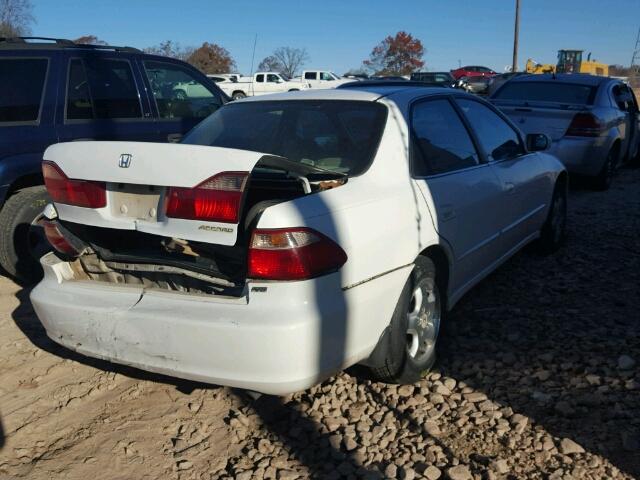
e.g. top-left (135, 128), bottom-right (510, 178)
top-left (58, 166), bottom-right (346, 297)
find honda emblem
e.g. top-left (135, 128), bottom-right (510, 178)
top-left (119, 153), bottom-right (132, 168)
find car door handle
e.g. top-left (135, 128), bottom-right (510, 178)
top-left (505, 182), bottom-right (515, 194)
top-left (167, 133), bottom-right (183, 143)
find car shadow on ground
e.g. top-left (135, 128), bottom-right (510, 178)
top-left (0, 412), bottom-right (5, 450)
top-left (436, 235), bottom-right (639, 477)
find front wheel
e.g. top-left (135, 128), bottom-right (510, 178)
top-left (370, 256), bottom-right (442, 383)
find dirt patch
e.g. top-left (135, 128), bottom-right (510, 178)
top-left (0, 168), bottom-right (639, 479)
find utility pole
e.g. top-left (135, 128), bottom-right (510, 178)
top-left (631, 26), bottom-right (640, 73)
top-left (512, 0), bottom-right (520, 72)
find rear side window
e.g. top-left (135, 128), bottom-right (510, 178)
top-left (0, 58), bottom-right (48, 123)
top-left (304, 72), bottom-right (316, 80)
top-left (66, 58), bottom-right (142, 120)
top-left (411, 99), bottom-right (479, 176)
top-left (493, 81), bottom-right (596, 105)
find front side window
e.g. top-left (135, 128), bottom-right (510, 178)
top-left (411, 99), bottom-right (480, 176)
top-left (267, 74), bottom-right (280, 83)
top-left (0, 58), bottom-right (48, 123)
top-left (66, 58), bottom-right (141, 120)
top-left (144, 60), bottom-right (221, 119)
top-left (320, 72), bottom-right (334, 81)
top-left (183, 100), bottom-right (388, 176)
top-left (457, 99), bottom-right (524, 162)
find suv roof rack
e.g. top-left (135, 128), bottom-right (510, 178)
top-left (0, 36), bottom-right (141, 53)
top-left (337, 80), bottom-right (450, 89)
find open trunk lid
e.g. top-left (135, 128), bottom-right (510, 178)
top-left (43, 141), bottom-right (267, 246)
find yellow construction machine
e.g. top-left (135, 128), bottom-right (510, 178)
top-left (525, 50), bottom-right (609, 76)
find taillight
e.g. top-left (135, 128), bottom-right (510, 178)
top-left (42, 220), bottom-right (79, 256)
top-left (565, 113), bottom-right (603, 137)
top-left (165, 172), bottom-right (248, 223)
top-left (42, 161), bottom-right (106, 208)
top-left (248, 228), bottom-right (347, 281)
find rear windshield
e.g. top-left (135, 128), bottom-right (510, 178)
top-left (493, 81), bottom-right (596, 105)
top-left (183, 100), bottom-right (388, 175)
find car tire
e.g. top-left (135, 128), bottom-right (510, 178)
top-left (371, 256), bottom-right (442, 384)
top-left (592, 147), bottom-right (617, 191)
top-left (232, 91), bottom-right (246, 100)
top-left (0, 186), bottom-right (50, 283)
top-left (537, 181), bottom-right (567, 253)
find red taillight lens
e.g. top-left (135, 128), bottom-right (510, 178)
top-left (165, 172), bottom-right (248, 223)
top-left (42, 161), bottom-right (106, 208)
top-left (248, 228), bottom-right (347, 280)
top-left (565, 113), bottom-right (603, 137)
top-left (42, 220), bottom-right (79, 256)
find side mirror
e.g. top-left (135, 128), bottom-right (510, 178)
top-left (526, 133), bottom-right (550, 152)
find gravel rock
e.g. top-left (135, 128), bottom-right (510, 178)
top-left (385, 463), bottom-right (398, 478)
top-left (424, 465), bottom-right (442, 480)
top-left (446, 464), bottom-right (472, 480)
top-left (559, 438), bottom-right (585, 455)
top-left (618, 355), bottom-right (636, 370)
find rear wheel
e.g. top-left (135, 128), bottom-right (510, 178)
top-left (232, 91), bottom-right (246, 100)
top-left (0, 186), bottom-right (50, 283)
top-left (593, 147), bottom-right (617, 191)
top-left (371, 256), bottom-right (442, 383)
top-left (538, 181), bottom-right (567, 253)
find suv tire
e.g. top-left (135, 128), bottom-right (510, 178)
top-left (0, 186), bottom-right (50, 283)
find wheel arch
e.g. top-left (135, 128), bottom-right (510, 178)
top-left (1, 173), bottom-right (44, 209)
top-left (418, 244), bottom-right (451, 309)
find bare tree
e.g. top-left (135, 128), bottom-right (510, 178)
top-left (0, 0), bottom-right (35, 37)
top-left (257, 55), bottom-right (284, 73)
top-left (272, 47), bottom-right (309, 78)
top-left (143, 40), bottom-right (194, 61)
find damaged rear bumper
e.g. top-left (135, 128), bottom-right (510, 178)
top-left (30, 253), bottom-right (410, 395)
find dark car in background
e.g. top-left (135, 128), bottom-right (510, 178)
top-left (0, 37), bottom-right (227, 282)
top-left (458, 76), bottom-right (491, 95)
top-left (410, 71), bottom-right (456, 87)
top-left (487, 71), bottom-right (529, 96)
top-left (451, 65), bottom-right (497, 80)
top-left (491, 74), bottom-right (640, 189)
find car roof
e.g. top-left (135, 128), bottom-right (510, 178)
top-left (239, 84), bottom-right (468, 104)
top-left (508, 73), bottom-right (612, 86)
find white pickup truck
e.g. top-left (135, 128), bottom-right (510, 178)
top-left (300, 70), bottom-right (353, 88)
top-left (215, 72), bottom-right (309, 100)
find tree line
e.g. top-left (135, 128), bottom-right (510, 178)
top-left (0, 0), bottom-right (426, 76)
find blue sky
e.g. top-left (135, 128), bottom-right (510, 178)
top-left (33, 0), bottom-right (639, 75)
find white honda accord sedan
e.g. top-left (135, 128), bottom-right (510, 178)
top-left (31, 84), bottom-right (567, 395)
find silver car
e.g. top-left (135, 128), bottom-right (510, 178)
top-left (491, 74), bottom-right (640, 189)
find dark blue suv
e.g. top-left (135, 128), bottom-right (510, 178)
top-left (0, 37), bottom-right (227, 282)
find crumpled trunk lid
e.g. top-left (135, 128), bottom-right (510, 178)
top-left (44, 141), bottom-right (266, 246)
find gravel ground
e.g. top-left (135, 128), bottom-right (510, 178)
top-left (0, 168), bottom-right (638, 480)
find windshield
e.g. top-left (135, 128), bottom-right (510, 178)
top-left (493, 81), bottom-right (596, 105)
top-left (279, 73), bottom-right (290, 81)
top-left (330, 72), bottom-right (341, 80)
top-left (183, 100), bottom-right (388, 175)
